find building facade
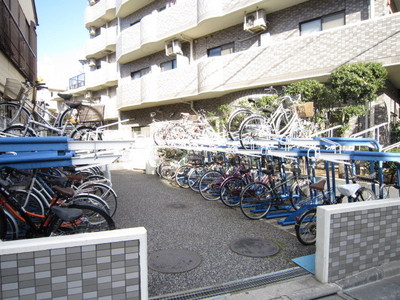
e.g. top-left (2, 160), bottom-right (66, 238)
top-left (0, 0), bottom-right (38, 91)
top-left (72, 0), bottom-right (400, 137)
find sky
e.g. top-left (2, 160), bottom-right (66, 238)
top-left (35, 0), bottom-right (88, 90)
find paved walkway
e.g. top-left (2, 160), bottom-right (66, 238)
top-left (110, 170), bottom-right (399, 299)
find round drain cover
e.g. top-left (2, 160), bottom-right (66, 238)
top-left (229, 238), bottom-right (280, 258)
top-left (149, 249), bottom-right (202, 273)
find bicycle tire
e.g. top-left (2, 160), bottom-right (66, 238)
top-left (220, 177), bottom-right (244, 207)
top-left (11, 190), bottom-right (45, 224)
top-left (71, 193), bottom-right (111, 216)
top-left (199, 170), bottom-right (226, 201)
top-left (240, 182), bottom-right (273, 219)
top-left (58, 106), bottom-right (104, 128)
top-left (295, 208), bottom-right (317, 245)
top-left (47, 204), bottom-right (115, 236)
top-left (76, 182), bottom-right (117, 217)
top-left (4, 210), bottom-right (19, 240)
top-left (3, 125), bottom-right (37, 137)
top-left (175, 164), bottom-right (192, 188)
top-left (227, 108), bottom-right (253, 140)
top-left (290, 179), bottom-right (312, 210)
top-left (188, 166), bottom-right (207, 192)
top-left (70, 125), bottom-right (102, 141)
top-left (0, 208), bottom-right (8, 240)
top-left (239, 115), bottom-right (271, 149)
top-left (0, 102), bottom-right (31, 131)
top-left (355, 187), bottom-right (376, 201)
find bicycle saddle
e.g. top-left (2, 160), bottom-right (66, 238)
top-left (57, 93), bottom-right (73, 100)
top-left (51, 206), bottom-right (83, 222)
top-left (309, 179), bottom-right (326, 191)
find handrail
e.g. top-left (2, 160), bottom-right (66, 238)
top-left (350, 122), bottom-right (388, 139)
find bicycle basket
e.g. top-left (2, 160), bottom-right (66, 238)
top-left (295, 102), bottom-right (314, 118)
top-left (78, 104), bottom-right (105, 122)
top-left (3, 78), bottom-right (25, 101)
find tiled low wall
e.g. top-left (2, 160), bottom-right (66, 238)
top-left (315, 199), bottom-right (400, 283)
top-left (0, 228), bottom-right (148, 300)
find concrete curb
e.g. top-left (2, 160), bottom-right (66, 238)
top-left (336, 260), bottom-right (400, 290)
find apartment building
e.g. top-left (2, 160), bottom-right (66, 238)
top-left (76, 0), bottom-right (400, 136)
top-left (0, 0), bottom-right (38, 91)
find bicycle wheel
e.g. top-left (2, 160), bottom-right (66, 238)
top-left (58, 106), bottom-right (104, 128)
top-left (47, 204), bottom-right (115, 236)
top-left (3, 125), bottom-right (37, 137)
top-left (0, 102), bottom-right (31, 131)
top-left (160, 163), bottom-right (177, 180)
top-left (290, 179), bottom-right (312, 210)
top-left (76, 182), bottom-right (117, 217)
top-left (11, 190), bottom-right (45, 224)
top-left (188, 166), bottom-right (207, 192)
top-left (239, 115), bottom-right (271, 149)
top-left (71, 193), bottom-right (111, 216)
top-left (355, 187), bottom-right (376, 201)
top-left (240, 182), bottom-right (273, 219)
top-left (4, 211), bottom-right (19, 240)
top-left (70, 125), bottom-right (102, 141)
top-left (227, 108), bottom-right (253, 140)
top-left (295, 208), bottom-right (317, 245)
top-left (220, 177), bottom-right (244, 207)
top-left (175, 164), bottom-right (192, 188)
top-left (199, 170), bottom-right (225, 201)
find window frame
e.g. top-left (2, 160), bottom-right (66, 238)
top-left (160, 59), bottom-right (177, 72)
top-left (207, 42), bottom-right (235, 57)
top-left (300, 10), bottom-right (345, 36)
top-left (130, 67), bottom-right (151, 80)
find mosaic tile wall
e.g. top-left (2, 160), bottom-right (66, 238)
top-left (0, 240), bottom-right (141, 300)
top-left (328, 205), bottom-right (400, 282)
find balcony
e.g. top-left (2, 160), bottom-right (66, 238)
top-left (85, 63), bottom-right (118, 91)
top-left (116, 13), bottom-right (400, 109)
top-left (86, 26), bottom-right (117, 59)
top-left (116, 0), bottom-right (309, 63)
top-left (117, 65), bottom-right (198, 110)
top-left (85, 0), bottom-right (117, 28)
top-left (116, 0), bottom-right (154, 18)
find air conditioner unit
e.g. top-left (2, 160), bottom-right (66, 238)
top-left (85, 91), bottom-right (93, 99)
top-left (244, 9), bottom-right (267, 33)
top-left (165, 39), bottom-right (183, 56)
top-left (88, 58), bottom-right (96, 67)
top-left (89, 27), bottom-right (96, 36)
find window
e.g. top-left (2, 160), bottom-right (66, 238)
top-left (387, 0), bottom-right (400, 13)
top-left (207, 42), bottom-right (234, 57)
top-left (300, 11), bottom-right (345, 36)
top-left (131, 67), bottom-right (150, 79)
top-left (160, 60), bottom-right (177, 72)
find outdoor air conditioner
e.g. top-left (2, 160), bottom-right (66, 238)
top-left (88, 58), bottom-right (96, 67)
top-left (244, 9), bottom-right (267, 33)
top-left (89, 27), bottom-right (96, 36)
top-left (85, 91), bottom-right (93, 99)
top-left (165, 39), bottom-right (183, 56)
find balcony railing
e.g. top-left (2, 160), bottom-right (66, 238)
top-left (85, 0), bottom-right (117, 28)
top-left (117, 13), bottom-right (400, 110)
top-left (86, 26), bottom-right (117, 58)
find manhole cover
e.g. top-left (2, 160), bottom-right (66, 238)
top-left (166, 203), bottom-right (187, 209)
top-left (229, 238), bottom-right (280, 258)
top-left (149, 249), bottom-right (202, 273)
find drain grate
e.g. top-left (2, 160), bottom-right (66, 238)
top-left (150, 267), bottom-right (309, 300)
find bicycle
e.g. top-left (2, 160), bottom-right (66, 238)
top-left (295, 177), bottom-right (376, 245)
top-left (1, 80), bottom-right (103, 139)
top-left (239, 161), bottom-right (312, 220)
top-left (0, 177), bottom-right (115, 241)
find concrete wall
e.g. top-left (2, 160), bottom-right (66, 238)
top-left (0, 228), bottom-right (148, 300)
top-left (316, 199), bottom-right (400, 283)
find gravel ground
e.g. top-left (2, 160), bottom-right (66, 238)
top-left (111, 170), bottom-right (315, 298)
